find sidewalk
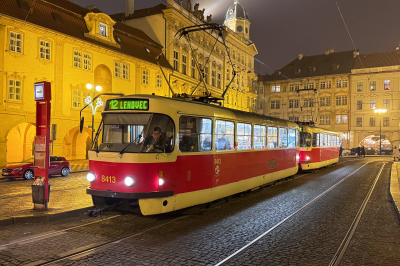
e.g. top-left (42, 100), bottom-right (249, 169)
top-left (390, 163), bottom-right (400, 220)
top-left (69, 159), bottom-right (89, 173)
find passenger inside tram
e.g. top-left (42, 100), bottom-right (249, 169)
top-left (215, 130), bottom-right (231, 151)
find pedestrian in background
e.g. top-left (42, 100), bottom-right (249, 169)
top-left (361, 145), bottom-right (366, 158)
top-left (394, 146), bottom-right (399, 161)
top-left (356, 146), bottom-right (361, 157)
top-left (339, 145), bottom-right (343, 157)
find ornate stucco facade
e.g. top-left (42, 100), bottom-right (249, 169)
top-left (112, 0), bottom-right (258, 112)
top-left (0, 0), bottom-right (171, 166)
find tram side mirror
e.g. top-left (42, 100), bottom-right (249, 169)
top-left (79, 117), bottom-right (85, 133)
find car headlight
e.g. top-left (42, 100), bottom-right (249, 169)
top-left (13, 167), bottom-right (23, 171)
top-left (87, 172), bottom-right (96, 182)
top-left (124, 176), bottom-right (135, 187)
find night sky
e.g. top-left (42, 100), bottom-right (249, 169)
top-left (73, 0), bottom-right (400, 74)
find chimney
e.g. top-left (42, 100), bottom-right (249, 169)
top-left (330, 48), bottom-right (335, 53)
top-left (125, 0), bottom-right (134, 17)
top-left (298, 54), bottom-right (304, 60)
top-left (87, 5), bottom-right (96, 11)
top-left (396, 47), bottom-right (399, 51)
top-left (325, 49), bottom-right (330, 55)
top-left (353, 51), bottom-right (359, 58)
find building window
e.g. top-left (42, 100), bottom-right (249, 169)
top-left (39, 40), bottom-right (51, 60)
top-left (271, 101), bottom-right (275, 109)
top-left (73, 50), bottom-right (82, 68)
top-left (384, 80), bottom-right (390, 90)
top-left (384, 99), bottom-right (390, 109)
top-left (320, 81), bottom-right (326, 89)
top-left (295, 84), bottom-right (300, 91)
top-left (320, 116), bottom-right (325, 125)
top-left (309, 83), bottom-right (314, 89)
top-left (357, 100), bottom-right (362, 110)
top-left (295, 99), bottom-right (299, 108)
top-left (326, 98), bottom-right (331, 106)
top-left (8, 79), bottom-right (22, 101)
top-left (122, 64), bottom-right (129, 80)
top-left (212, 70), bottom-right (216, 87)
top-left (259, 102), bottom-right (263, 109)
top-left (342, 96), bottom-right (347, 105)
top-left (336, 80), bottom-right (342, 88)
top-left (204, 66), bottom-right (209, 84)
top-left (217, 73), bottom-right (221, 89)
top-left (72, 90), bottom-right (81, 108)
top-left (276, 101), bottom-right (280, 109)
top-left (115, 62), bottom-right (121, 78)
top-left (327, 81), bottom-right (332, 89)
top-left (242, 76), bottom-right (244, 86)
top-left (74, 51), bottom-right (91, 70)
top-left (289, 117), bottom-right (294, 122)
top-left (226, 68), bottom-right (230, 80)
top-left (191, 58), bottom-right (196, 78)
top-left (336, 97), bottom-right (341, 106)
top-left (370, 81), bottom-right (376, 91)
top-left (173, 50), bottom-right (179, 71)
top-left (9, 31), bottom-right (23, 53)
top-left (99, 22), bottom-right (108, 37)
top-left (383, 117), bottom-right (390, 126)
top-left (320, 97), bottom-right (325, 107)
top-left (156, 74), bottom-right (162, 88)
top-left (276, 85), bottom-right (281, 92)
top-left (304, 99), bottom-right (309, 108)
top-left (142, 70), bottom-right (149, 84)
top-left (370, 100), bottom-right (376, 109)
top-left (357, 82), bottom-right (363, 92)
top-left (336, 115), bottom-right (347, 124)
top-left (289, 100), bottom-right (294, 108)
top-left (290, 84), bottom-right (294, 92)
top-left (182, 55), bottom-right (187, 75)
top-left (343, 79), bottom-right (348, 87)
top-left (370, 117), bottom-right (375, 127)
top-left (326, 116), bottom-right (331, 125)
top-left (356, 117), bottom-right (362, 127)
top-left (310, 98), bottom-right (314, 107)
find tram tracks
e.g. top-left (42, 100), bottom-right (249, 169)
top-left (215, 161), bottom-right (388, 266)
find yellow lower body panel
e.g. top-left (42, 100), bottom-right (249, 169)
top-left (139, 166), bottom-right (298, 216)
top-left (300, 158), bottom-right (339, 170)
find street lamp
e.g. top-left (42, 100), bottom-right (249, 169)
top-left (86, 83), bottom-right (103, 142)
top-left (374, 108), bottom-right (387, 155)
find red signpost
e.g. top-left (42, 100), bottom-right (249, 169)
top-left (33, 82), bottom-right (51, 209)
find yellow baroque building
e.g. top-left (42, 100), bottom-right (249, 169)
top-left (0, 0), bottom-right (172, 166)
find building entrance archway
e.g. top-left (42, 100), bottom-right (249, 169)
top-left (62, 127), bottom-right (92, 160)
top-left (6, 123), bottom-right (36, 163)
top-left (359, 135), bottom-right (392, 155)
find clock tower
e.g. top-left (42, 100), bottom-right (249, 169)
top-left (223, 0), bottom-right (251, 40)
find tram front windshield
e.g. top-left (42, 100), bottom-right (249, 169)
top-left (299, 132), bottom-right (311, 147)
top-left (98, 113), bottom-right (175, 153)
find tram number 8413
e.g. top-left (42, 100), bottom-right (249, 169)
top-left (102, 175), bottom-right (116, 183)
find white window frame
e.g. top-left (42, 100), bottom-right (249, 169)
top-left (99, 22), bottom-right (108, 37)
top-left (156, 74), bottom-right (163, 88)
top-left (142, 70), bottom-right (149, 85)
top-left (320, 81), bottom-right (325, 89)
top-left (182, 54), bottom-right (187, 75)
top-left (10, 31), bottom-right (23, 54)
top-left (8, 79), bottom-right (22, 101)
top-left (173, 50), bottom-right (179, 71)
top-left (83, 53), bottom-right (92, 71)
top-left (122, 63), bottom-right (129, 80)
top-left (115, 62), bottom-right (121, 78)
top-left (39, 40), bottom-right (51, 60)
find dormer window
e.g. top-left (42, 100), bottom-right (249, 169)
top-left (16, 0), bottom-right (30, 11)
top-left (333, 64), bottom-right (340, 70)
top-left (99, 22), bottom-right (107, 37)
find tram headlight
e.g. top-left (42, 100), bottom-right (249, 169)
top-left (159, 178), bottom-right (165, 186)
top-left (125, 176), bottom-right (135, 187)
top-left (306, 156), bottom-right (311, 161)
top-left (87, 172), bottom-right (96, 182)
top-left (296, 155), bottom-right (300, 160)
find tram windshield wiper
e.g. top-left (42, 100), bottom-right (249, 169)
top-left (120, 132), bottom-right (143, 155)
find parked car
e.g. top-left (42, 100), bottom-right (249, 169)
top-left (2, 156), bottom-right (71, 180)
top-left (342, 148), bottom-right (351, 156)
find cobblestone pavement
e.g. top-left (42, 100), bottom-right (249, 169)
top-left (0, 172), bottom-right (91, 217)
top-left (1, 158), bottom-right (399, 266)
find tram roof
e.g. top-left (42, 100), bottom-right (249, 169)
top-left (107, 95), bottom-right (298, 128)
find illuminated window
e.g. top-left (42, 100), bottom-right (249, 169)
top-left (384, 80), bottom-right (390, 90)
top-left (327, 81), bottom-right (331, 88)
top-left (182, 54), bottom-right (187, 75)
top-left (99, 22), bottom-right (107, 37)
top-left (8, 79), bottom-right (22, 101)
top-left (215, 120), bottom-right (235, 151)
top-left (156, 74), bottom-right (162, 88)
top-left (142, 70), bottom-right (149, 85)
top-left (9, 31), bottom-right (23, 54)
top-left (342, 79), bottom-right (348, 87)
top-left (357, 82), bottom-right (363, 92)
top-left (253, 125), bottom-right (266, 149)
top-left (370, 81), bottom-right (376, 91)
top-left (39, 40), bottom-right (51, 60)
top-left (336, 80), bottom-right (342, 88)
top-left (370, 100), bottom-right (376, 109)
top-left (237, 123), bottom-right (252, 150)
top-left (276, 85), bottom-right (281, 92)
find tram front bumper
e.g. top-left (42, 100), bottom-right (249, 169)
top-left (86, 188), bottom-right (174, 199)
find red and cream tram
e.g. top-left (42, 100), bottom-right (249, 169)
top-left (86, 95), bottom-right (300, 215)
top-left (298, 124), bottom-right (340, 170)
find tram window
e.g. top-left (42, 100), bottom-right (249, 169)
top-left (320, 133), bottom-right (324, 147)
top-left (279, 128), bottom-right (288, 148)
top-left (328, 134), bottom-right (332, 147)
top-left (299, 132), bottom-right (311, 147)
top-left (313, 133), bottom-right (320, 147)
top-left (215, 120), bottom-right (235, 151)
top-left (288, 129), bottom-right (296, 148)
top-left (179, 117), bottom-right (212, 152)
top-left (254, 125), bottom-right (266, 149)
top-left (100, 114), bottom-right (174, 153)
top-left (296, 130), bottom-right (299, 147)
top-left (267, 127), bottom-right (278, 148)
top-left (237, 123), bottom-right (252, 150)
top-left (324, 134), bottom-right (328, 147)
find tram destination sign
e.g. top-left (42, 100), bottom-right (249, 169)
top-left (106, 99), bottom-right (149, 111)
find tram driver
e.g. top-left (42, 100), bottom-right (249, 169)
top-left (143, 126), bottom-right (169, 152)
top-left (215, 131), bottom-right (231, 151)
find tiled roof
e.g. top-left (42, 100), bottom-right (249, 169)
top-left (353, 51), bottom-right (400, 69)
top-left (110, 4), bottom-right (166, 21)
top-left (259, 50), bottom-right (357, 82)
top-left (0, 0), bottom-right (171, 69)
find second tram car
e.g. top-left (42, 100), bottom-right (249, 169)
top-left (86, 95), bottom-right (300, 215)
top-left (298, 124), bottom-right (340, 170)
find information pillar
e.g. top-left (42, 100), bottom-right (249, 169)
top-left (33, 82), bottom-right (51, 210)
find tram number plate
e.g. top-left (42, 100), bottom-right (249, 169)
top-left (102, 175), bottom-right (116, 183)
